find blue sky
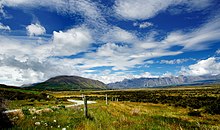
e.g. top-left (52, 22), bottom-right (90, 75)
top-left (0, 0), bottom-right (220, 86)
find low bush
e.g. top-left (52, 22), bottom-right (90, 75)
top-left (188, 110), bottom-right (201, 116)
top-left (205, 100), bottom-right (220, 115)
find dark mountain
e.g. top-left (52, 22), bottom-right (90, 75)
top-left (28, 75), bottom-right (107, 90)
top-left (108, 75), bottom-right (220, 88)
top-left (0, 84), bottom-right (20, 89)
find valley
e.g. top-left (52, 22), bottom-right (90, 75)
top-left (1, 84), bottom-right (220, 129)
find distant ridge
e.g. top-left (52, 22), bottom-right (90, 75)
top-left (28, 75), bottom-right (107, 90)
top-left (0, 84), bottom-right (19, 89)
top-left (108, 75), bottom-right (220, 88)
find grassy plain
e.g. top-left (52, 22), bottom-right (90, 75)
top-left (9, 101), bottom-right (220, 130)
top-left (1, 84), bottom-right (220, 129)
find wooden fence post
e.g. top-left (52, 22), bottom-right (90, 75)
top-left (106, 94), bottom-right (108, 105)
top-left (82, 94), bottom-right (84, 100)
top-left (84, 96), bottom-right (88, 118)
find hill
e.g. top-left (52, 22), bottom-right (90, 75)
top-left (0, 84), bottom-right (49, 101)
top-left (108, 75), bottom-right (220, 88)
top-left (28, 75), bottom-right (107, 90)
top-left (0, 84), bottom-right (20, 89)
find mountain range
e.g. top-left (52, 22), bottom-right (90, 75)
top-left (2, 75), bottom-right (220, 90)
top-left (108, 75), bottom-right (220, 88)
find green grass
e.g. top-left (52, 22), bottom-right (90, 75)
top-left (77, 101), bottom-right (220, 130)
top-left (8, 101), bottom-right (220, 130)
top-left (0, 86), bottom-right (40, 95)
top-left (14, 107), bottom-right (85, 129)
top-left (5, 99), bottom-right (73, 110)
top-left (2, 84), bottom-right (220, 129)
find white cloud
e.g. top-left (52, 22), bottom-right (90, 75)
top-left (180, 57), bottom-right (220, 76)
top-left (0, 35), bottom-right (35, 61)
top-left (0, 65), bottom-right (44, 86)
top-left (51, 27), bottom-right (93, 56)
top-left (162, 72), bottom-right (173, 77)
top-left (0, 26), bottom-right (93, 85)
top-left (187, 0), bottom-right (212, 10)
top-left (77, 41), bottom-right (182, 72)
top-left (114, 0), bottom-right (172, 20)
top-left (0, 22), bottom-right (10, 31)
top-left (216, 49), bottom-right (220, 54)
top-left (101, 27), bottom-right (136, 43)
top-left (83, 72), bottom-right (132, 84)
top-left (0, 26), bottom-right (93, 60)
top-left (160, 59), bottom-right (189, 64)
top-left (161, 16), bottom-right (220, 51)
top-left (114, 0), bottom-right (212, 20)
top-left (0, 52), bottom-right (87, 86)
top-left (79, 43), bottom-right (142, 71)
top-left (129, 50), bottom-right (182, 59)
top-left (133, 21), bottom-right (153, 28)
top-left (84, 71), bottom-right (157, 84)
top-left (1, 0), bottom-right (106, 31)
top-left (132, 15), bottom-right (220, 53)
top-left (0, 4), bottom-right (5, 17)
top-left (26, 23), bottom-right (46, 36)
top-left (133, 72), bottom-right (158, 79)
top-left (0, 0), bottom-right (219, 86)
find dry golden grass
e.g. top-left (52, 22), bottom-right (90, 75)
top-left (4, 84), bottom-right (220, 129)
top-left (76, 101), bottom-right (220, 130)
top-left (5, 99), bottom-right (220, 129)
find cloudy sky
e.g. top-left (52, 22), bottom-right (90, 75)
top-left (0, 0), bottom-right (220, 86)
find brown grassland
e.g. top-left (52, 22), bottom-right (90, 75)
top-left (1, 84), bottom-right (220, 129)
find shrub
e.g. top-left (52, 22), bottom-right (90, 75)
top-left (205, 102), bottom-right (220, 115)
top-left (188, 110), bottom-right (201, 117)
top-left (0, 98), bottom-right (13, 129)
top-left (22, 107), bottom-right (31, 115)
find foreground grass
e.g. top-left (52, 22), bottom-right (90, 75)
top-left (2, 85), bottom-right (220, 129)
top-left (79, 102), bottom-right (220, 130)
top-left (11, 101), bottom-right (220, 130)
top-left (6, 99), bottom-right (73, 110)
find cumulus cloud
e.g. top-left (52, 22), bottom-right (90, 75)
top-left (162, 72), bottom-right (173, 77)
top-left (51, 27), bottom-right (93, 56)
top-left (0, 0), bottom-right (219, 86)
top-left (26, 23), bottom-right (46, 36)
top-left (0, 23), bottom-right (10, 31)
top-left (0, 26), bottom-right (93, 85)
top-left (84, 71), bottom-right (158, 84)
top-left (133, 72), bottom-right (158, 79)
top-left (180, 57), bottom-right (220, 76)
top-left (83, 71), bottom-right (133, 84)
top-left (0, 66), bottom-right (45, 86)
top-left (114, 0), bottom-right (211, 20)
top-left (0, 55), bottom-right (85, 86)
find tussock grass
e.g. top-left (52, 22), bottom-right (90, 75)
top-left (6, 101), bottom-right (220, 129)
top-left (78, 101), bottom-right (220, 130)
top-left (3, 85), bottom-right (220, 129)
